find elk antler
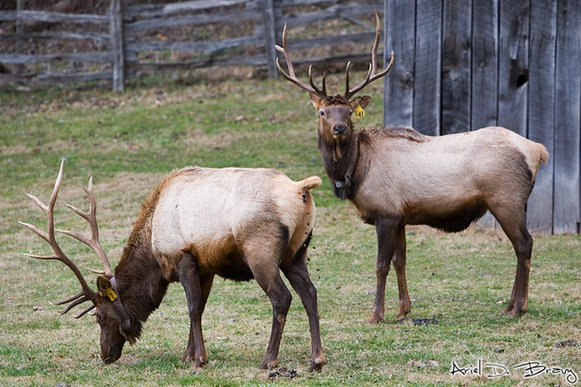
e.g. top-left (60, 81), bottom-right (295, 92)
top-left (276, 12), bottom-right (395, 100)
top-left (275, 23), bottom-right (328, 98)
top-left (19, 160), bottom-right (113, 318)
top-left (344, 12), bottom-right (395, 100)
top-left (59, 176), bottom-right (113, 279)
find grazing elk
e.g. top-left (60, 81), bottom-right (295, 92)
top-left (20, 161), bottom-right (325, 371)
top-left (276, 13), bottom-right (549, 322)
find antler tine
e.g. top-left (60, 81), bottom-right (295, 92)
top-left (308, 66), bottom-right (327, 97)
top-left (54, 291), bottom-right (96, 318)
top-left (370, 11), bottom-right (381, 75)
top-left (344, 12), bottom-right (395, 100)
top-left (58, 176), bottom-right (114, 278)
top-left (275, 23), bottom-right (327, 98)
top-left (20, 160), bottom-right (97, 316)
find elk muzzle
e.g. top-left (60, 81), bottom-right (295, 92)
top-left (100, 337), bottom-right (126, 364)
top-left (333, 123), bottom-right (347, 136)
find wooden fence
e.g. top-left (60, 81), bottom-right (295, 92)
top-left (0, 0), bottom-right (383, 90)
top-left (383, 0), bottom-right (581, 235)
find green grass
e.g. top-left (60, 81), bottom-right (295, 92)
top-left (1, 74), bottom-right (580, 386)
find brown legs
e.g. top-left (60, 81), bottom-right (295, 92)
top-left (368, 204), bottom-right (533, 322)
top-left (178, 251), bottom-right (214, 367)
top-left (281, 259), bottom-right (326, 371)
top-left (368, 219), bottom-right (409, 323)
top-left (178, 237), bottom-right (324, 371)
top-left (492, 208), bottom-right (532, 317)
top-left (247, 235), bottom-right (325, 371)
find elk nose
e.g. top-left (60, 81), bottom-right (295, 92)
top-left (333, 124), bottom-right (347, 135)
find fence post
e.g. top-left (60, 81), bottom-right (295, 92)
top-left (262, 0), bottom-right (278, 78)
top-left (110, 0), bottom-right (125, 92)
top-left (15, 0), bottom-right (25, 76)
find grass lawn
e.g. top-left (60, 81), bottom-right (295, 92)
top-left (1, 74), bottom-right (580, 386)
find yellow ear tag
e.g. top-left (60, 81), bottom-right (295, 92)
top-left (106, 288), bottom-right (117, 302)
top-left (355, 104), bottom-right (365, 119)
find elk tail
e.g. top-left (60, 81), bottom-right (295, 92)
top-left (299, 176), bottom-right (322, 191)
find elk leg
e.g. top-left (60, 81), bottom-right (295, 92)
top-left (281, 260), bottom-right (325, 372)
top-left (392, 225), bottom-right (411, 319)
top-left (368, 218), bottom-right (400, 323)
top-left (505, 224), bottom-right (532, 317)
top-left (491, 208), bottom-right (532, 317)
top-left (178, 251), bottom-right (214, 367)
top-left (253, 270), bottom-right (292, 369)
top-left (243, 229), bottom-right (293, 369)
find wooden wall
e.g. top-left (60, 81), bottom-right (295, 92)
top-left (383, 0), bottom-right (581, 234)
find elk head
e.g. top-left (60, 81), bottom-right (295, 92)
top-left (276, 12), bottom-right (394, 148)
top-left (19, 160), bottom-right (138, 363)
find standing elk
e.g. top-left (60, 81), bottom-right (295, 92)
top-left (20, 161), bottom-right (325, 371)
top-left (276, 13), bottom-right (549, 322)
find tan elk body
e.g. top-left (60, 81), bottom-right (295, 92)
top-left (21, 162), bottom-right (325, 371)
top-left (276, 13), bottom-right (549, 322)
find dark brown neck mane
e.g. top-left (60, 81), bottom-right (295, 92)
top-left (318, 130), bottom-right (359, 200)
top-left (112, 184), bottom-right (170, 337)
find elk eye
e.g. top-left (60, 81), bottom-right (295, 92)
top-left (319, 110), bottom-right (325, 116)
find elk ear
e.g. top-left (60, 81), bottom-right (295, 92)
top-left (97, 276), bottom-right (116, 301)
top-left (310, 93), bottom-right (323, 109)
top-left (348, 95), bottom-right (372, 110)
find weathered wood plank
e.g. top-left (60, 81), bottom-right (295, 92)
top-left (0, 10), bottom-right (108, 24)
top-left (471, 0), bottom-right (498, 130)
top-left (0, 52), bottom-right (112, 64)
top-left (282, 32), bottom-right (377, 51)
top-left (37, 71), bottom-right (113, 82)
top-left (470, 0), bottom-right (499, 231)
top-left (110, 0), bottom-right (124, 92)
top-left (413, 0), bottom-right (442, 135)
top-left (553, 0), bottom-right (580, 234)
top-left (125, 10), bottom-right (261, 33)
top-left (0, 31), bottom-right (110, 42)
top-left (383, 0), bottom-right (415, 128)
top-left (441, 0), bottom-right (472, 134)
top-left (527, 0), bottom-right (557, 234)
top-left (132, 51), bottom-right (377, 71)
top-left (128, 35), bottom-right (263, 54)
top-left (262, 0), bottom-right (278, 78)
top-left (0, 71), bottom-right (112, 83)
top-left (132, 55), bottom-right (268, 70)
top-left (281, 0), bottom-right (339, 6)
top-left (125, 0), bottom-right (258, 18)
top-left (15, 0), bottom-right (25, 77)
top-left (498, 0), bottom-right (529, 137)
top-left (471, 0), bottom-right (499, 230)
top-left (281, 2), bottom-right (382, 29)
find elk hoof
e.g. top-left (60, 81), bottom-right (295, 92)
top-left (194, 356), bottom-right (207, 368)
top-left (260, 359), bottom-right (278, 370)
top-left (184, 354), bottom-right (207, 368)
top-left (366, 313), bottom-right (384, 324)
top-left (504, 305), bottom-right (527, 318)
top-left (308, 356), bottom-right (326, 372)
top-left (396, 306), bottom-right (410, 320)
